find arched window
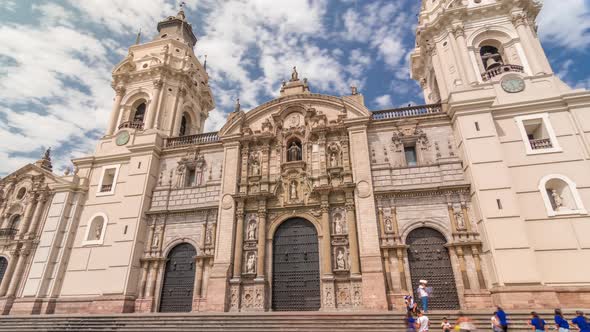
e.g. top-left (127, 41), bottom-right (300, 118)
top-left (539, 175), bottom-right (587, 216)
top-left (10, 215), bottom-right (21, 231)
top-left (480, 45), bottom-right (504, 70)
top-left (83, 213), bottom-right (107, 245)
top-left (133, 103), bottom-right (146, 123)
top-left (0, 257), bottom-right (8, 288)
top-left (16, 187), bottom-right (26, 200)
top-left (179, 113), bottom-right (189, 136)
top-left (286, 138), bottom-right (303, 162)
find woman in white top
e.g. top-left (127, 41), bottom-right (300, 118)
top-left (418, 280), bottom-right (430, 313)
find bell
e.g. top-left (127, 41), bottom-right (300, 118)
top-left (485, 57), bottom-right (501, 70)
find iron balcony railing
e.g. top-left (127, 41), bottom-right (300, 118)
top-left (165, 132), bottom-right (220, 148)
top-left (371, 104), bottom-right (442, 120)
top-left (0, 228), bottom-right (17, 239)
top-left (99, 184), bottom-right (113, 192)
top-left (481, 64), bottom-right (524, 81)
top-left (118, 120), bottom-right (144, 130)
top-left (530, 138), bottom-right (553, 150)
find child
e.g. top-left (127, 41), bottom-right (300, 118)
top-left (572, 311), bottom-right (590, 332)
top-left (529, 312), bottom-right (547, 332)
top-left (405, 295), bottom-right (418, 314)
top-left (441, 317), bottom-right (452, 332)
top-left (492, 312), bottom-right (502, 332)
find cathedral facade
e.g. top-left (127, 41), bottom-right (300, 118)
top-left (1, 0), bottom-right (589, 315)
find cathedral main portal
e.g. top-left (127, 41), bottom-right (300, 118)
top-left (271, 218), bottom-right (321, 311)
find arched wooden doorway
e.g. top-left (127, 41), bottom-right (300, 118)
top-left (407, 227), bottom-right (460, 310)
top-left (272, 218), bottom-right (320, 311)
top-left (159, 243), bottom-right (196, 312)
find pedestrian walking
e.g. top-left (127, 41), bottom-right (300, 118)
top-left (528, 312), bottom-right (548, 332)
top-left (554, 309), bottom-right (571, 332)
top-left (572, 311), bottom-right (590, 332)
top-left (406, 311), bottom-right (417, 332)
top-left (496, 306), bottom-right (508, 332)
top-left (491, 312), bottom-right (502, 332)
top-left (456, 312), bottom-right (477, 332)
top-left (418, 280), bottom-right (430, 313)
top-left (416, 310), bottom-right (430, 332)
top-left (441, 317), bottom-right (452, 332)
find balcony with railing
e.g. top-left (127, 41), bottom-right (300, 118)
top-left (530, 138), bottom-right (553, 150)
top-left (164, 132), bottom-right (220, 149)
top-left (99, 184), bottom-right (113, 193)
top-left (0, 228), bottom-right (17, 240)
top-left (371, 104), bottom-right (442, 121)
top-left (481, 64), bottom-right (524, 81)
top-left (118, 120), bottom-right (144, 130)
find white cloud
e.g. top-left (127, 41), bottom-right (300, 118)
top-left (374, 94), bottom-right (392, 108)
top-left (0, 0), bottom-right (16, 13)
top-left (538, 0), bottom-right (590, 49)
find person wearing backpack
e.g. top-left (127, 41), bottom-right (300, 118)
top-left (528, 312), bottom-right (548, 332)
top-left (572, 311), bottom-right (590, 332)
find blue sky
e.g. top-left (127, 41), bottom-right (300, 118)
top-left (0, 0), bottom-right (589, 176)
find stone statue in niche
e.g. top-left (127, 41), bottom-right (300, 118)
top-left (250, 154), bottom-right (260, 176)
top-left (152, 232), bottom-right (160, 248)
top-left (175, 163), bottom-right (186, 188)
top-left (333, 213), bottom-right (344, 234)
top-left (247, 220), bottom-right (257, 240)
top-left (551, 189), bottom-right (565, 210)
top-left (336, 249), bottom-right (346, 270)
top-left (330, 152), bottom-right (338, 168)
top-left (290, 180), bottom-right (298, 200)
top-left (195, 155), bottom-right (206, 186)
top-left (95, 222), bottom-right (103, 240)
top-left (455, 211), bottom-right (466, 230)
top-left (287, 141), bottom-right (302, 161)
top-left (384, 216), bottom-right (393, 233)
top-left (246, 252), bottom-right (256, 274)
top-left (205, 226), bottom-right (213, 245)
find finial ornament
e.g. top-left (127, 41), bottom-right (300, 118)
top-left (291, 66), bottom-right (299, 81)
top-left (203, 54), bottom-right (207, 71)
top-left (351, 86), bottom-right (358, 95)
top-left (177, 1), bottom-right (186, 20)
top-left (36, 147), bottom-right (53, 172)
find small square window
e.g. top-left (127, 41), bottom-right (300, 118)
top-left (515, 113), bottom-right (561, 155)
top-left (404, 146), bottom-right (417, 167)
top-left (97, 165), bottom-right (120, 196)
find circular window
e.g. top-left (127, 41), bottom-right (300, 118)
top-left (161, 34), bottom-right (168, 38)
top-left (16, 187), bottom-right (26, 200)
top-left (142, 63), bottom-right (148, 68)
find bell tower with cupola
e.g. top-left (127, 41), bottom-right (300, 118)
top-left (410, 0), bottom-right (564, 104)
top-left (105, 6), bottom-right (214, 143)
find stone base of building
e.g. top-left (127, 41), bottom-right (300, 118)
top-left (463, 290), bottom-right (493, 309)
top-left (47, 295), bottom-right (136, 314)
top-left (134, 297), bottom-right (154, 313)
top-left (0, 297), bottom-right (15, 315)
top-left (491, 285), bottom-right (590, 309)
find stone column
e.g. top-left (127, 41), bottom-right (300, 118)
top-left (461, 202), bottom-right (472, 232)
top-left (107, 86), bottom-right (125, 135)
top-left (6, 250), bottom-right (28, 297)
top-left (377, 207), bottom-right (386, 238)
top-left (447, 27), bottom-right (468, 86)
top-left (320, 198), bottom-right (332, 276)
top-left (382, 249), bottom-right (394, 294)
top-left (396, 248), bottom-right (408, 291)
top-left (512, 13), bottom-right (544, 75)
top-left (145, 261), bottom-right (157, 298)
top-left (428, 45), bottom-right (449, 101)
top-left (256, 205), bottom-right (267, 279)
top-left (447, 203), bottom-right (458, 233)
top-left (138, 260), bottom-right (149, 298)
top-left (452, 25), bottom-right (478, 85)
top-left (455, 246), bottom-right (470, 290)
top-left (0, 213), bottom-right (11, 229)
top-left (17, 196), bottom-right (36, 238)
top-left (171, 88), bottom-right (187, 135)
top-left (471, 246), bottom-right (487, 289)
top-left (232, 201), bottom-right (245, 278)
top-left (194, 258), bottom-right (205, 298)
top-left (145, 80), bottom-right (163, 129)
top-left (25, 192), bottom-right (47, 237)
top-left (0, 254), bottom-right (18, 296)
top-left (345, 195), bottom-right (360, 276)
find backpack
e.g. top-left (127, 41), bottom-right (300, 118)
top-left (426, 286), bottom-right (433, 295)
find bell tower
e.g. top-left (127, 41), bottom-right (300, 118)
top-left (410, 0), bottom-right (560, 104)
top-left (105, 7), bottom-right (214, 139)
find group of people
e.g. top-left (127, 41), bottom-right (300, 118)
top-left (522, 310), bottom-right (589, 332)
top-left (402, 279), bottom-right (590, 332)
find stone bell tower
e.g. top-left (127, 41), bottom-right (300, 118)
top-left (105, 6), bottom-right (214, 141)
top-left (410, 0), bottom-right (590, 307)
top-left (410, 0), bottom-right (559, 104)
